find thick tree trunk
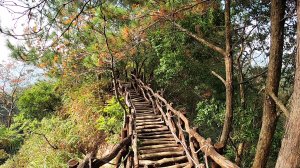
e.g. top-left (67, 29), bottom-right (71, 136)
top-left (219, 0), bottom-right (233, 147)
top-left (252, 1), bottom-right (286, 167)
top-left (275, 3), bottom-right (300, 167)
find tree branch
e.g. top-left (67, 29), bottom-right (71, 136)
top-left (34, 132), bottom-right (58, 150)
top-left (268, 91), bottom-right (290, 118)
top-left (211, 71), bottom-right (226, 86)
top-left (73, 135), bottom-right (132, 168)
top-left (171, 21), bottom-right (226, 56)
top-left (237, 70), bottom-right (268, 85)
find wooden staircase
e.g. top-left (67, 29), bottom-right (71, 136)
top-left (69, 78), bottom-right (239, 168)
top-left (129, 90), bottom-right (192, 168)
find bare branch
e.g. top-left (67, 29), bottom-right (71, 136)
top-left (171, 21), bottom-right (226, 56)
top-left (211, 71), bottom-right (226, 86)
top-left (33, 132), bottom-right (58, 150)
top-left (268, 91), bottom-right (290, 118)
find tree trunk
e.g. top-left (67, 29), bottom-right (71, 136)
top-left (219, 0), bottom-right (233, 147)
top-left (252, 1), bottom-right (286, 167)
top-left (275, 2), bottom-right (300, 167)
top-left (170, 0), bottom-right (233, 149)
top-left (237, 56), bottom-right (246, 109)
top-left (7, 110), bottom-right (13, 127)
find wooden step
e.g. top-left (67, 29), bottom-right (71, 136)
top-left (139, 156), bottom-right (187, 166)
top-left (139, 147), bottom-right (183, 154)
top-left (139, 131), bottom-right (171, 136)
top-left (140, 137), bottom-right (175, 142)
top-left (134, 103), bottom-right (151, 105)
top-left (136, 118), bottom-right (162, 123)
top-left (139, 151), bottom-right (185, 160)
top-left (136, 110), bottom-right (154, 114)
top-left (136, 126), bottom-right (169, 133)
top-left (135, 108), bottom-right (153, 111)
top-left (136, 124), bottom-right (165, 130)
top-left (136, 113), bottom-right (156, 116)
top-left (131, 98), bottom-right (146, 101)
top-left (162, 162), bottom-right (191, 168)
top-left (136, 115), bottom-right (161, 120)
top-left (139, 133), bottom-right (173, 139)
top-left (140, 140), bottom-right (176, 146)
top-left (139, 144), bottom-right (180, 150)
top-left (135, 114), bottom-right (159, 118)
top-left (136, 121), bottom-right (164, 126)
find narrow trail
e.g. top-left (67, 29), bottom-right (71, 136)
top-left (129, 90), bottom-right (191, 167)
top-left (71, 78), bottom-right (239, 168)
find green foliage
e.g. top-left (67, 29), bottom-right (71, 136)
top-left (2, 0), bottom-right (296, 167)
top-left (17, 82), bottom-right (61, 120)
top-left (0, 117), bottom-right (81, 168)
top-left (96, 97), bottom-right (124, 143)
top-left (0, 126), bottom-right (23, 164)
top-left (193, 99), bottom-right (225, 141)
top-left (0, 113), bottom-right (41, 164)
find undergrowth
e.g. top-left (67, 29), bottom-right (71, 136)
top-left (0, 81), bottom-right (124, 168)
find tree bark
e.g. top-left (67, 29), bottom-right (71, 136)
top-left (275, 2), bottom-right (300, 167)
top-left (252, 1), bottom-right (286, 167)
top-left (171, 0), bottom-right (233, 149)
top-left (100, 6), bottom-right (127, 128)
top-left (237, 52), bottom-right (246, 109)
top-left (219, 0), bottom-right (233, 148)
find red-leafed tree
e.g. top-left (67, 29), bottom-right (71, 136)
top-left (0, 61), bottom-right (32, 127)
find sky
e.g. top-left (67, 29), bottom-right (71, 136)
top-left (0, 4), bottom-right (45, 84)
top-left (0, 8), bottom-right (15, 63)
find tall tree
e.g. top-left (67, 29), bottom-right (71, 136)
top-left (172, 0), bottom-right (233, 148)
top-left (252, 0), bottom-right (286, 167)
top-left (0, 62), bottom-right (30, 127)
top-left (275, 1), bottom-right (300, 167)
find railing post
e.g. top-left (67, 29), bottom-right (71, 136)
top-left (125, 76), bottom-right (239, 168)
top-left (132, 111), bottom-right (139, 168)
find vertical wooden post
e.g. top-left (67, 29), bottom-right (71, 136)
top-left (190, 137), bottom-right (200, 165)
top-left (176, 119), bottom-right (193, 166)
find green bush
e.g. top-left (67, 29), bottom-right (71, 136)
top-left (0, 125), bottom-right (23, 164)
top-left (96, 97), bottom-right (124, 143)
top-left (0, 117), bottom-right (81, 168)
top-left (0, 114), bottom-right (41, 164)
top-left (193, 99), bottom-right (225, 141)
top-left (17, 82), bottom-right (61, 120)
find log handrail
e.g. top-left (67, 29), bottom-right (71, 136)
top-left (72, 78), bottom-right (239, 168)
top-left (131, 74), bottom-right (239, 168)
top-left (122, 82), bottom-right (139, 167)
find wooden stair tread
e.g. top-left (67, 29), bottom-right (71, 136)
top-left (136, 118), bottom-right (162, 122)
top-left (136, 126), bottom-right (169, 133)
top-left (136, 124), bottom-right (165, 130)
top-left (139, 144), bottom-right (181, 150)
top-left (139, 131), bottom-right (172, 136)
top-left (139, 134), bottom-right (173, 139)
top-left (139, 151), bottom-right (185, 160)
top-left (139, 156), bottom-right (187, 166)
top-left (139, 147), bottom-right (184, 154)
top-left (160, 162), bottom-right (191, 168)
top-left (140, 140), bottom-right (176, 146)
top-left (136, 121), bottom-right (165, 126)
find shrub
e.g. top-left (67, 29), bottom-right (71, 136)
top-left (96, 97), bottom-right (124, 143)
top-left (193, 99), bottom-right (225, 141)
top-left (0, 117), bottom-right (80, 168)
top-left (17, 82), bottom-right (61, 120)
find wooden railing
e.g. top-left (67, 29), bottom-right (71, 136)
top-left (70, 77), bottom-right (239, 168)
top-left (130, 75), bottom-right (239, 168)
top-left (117, 81), bottom-right (139, 168)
